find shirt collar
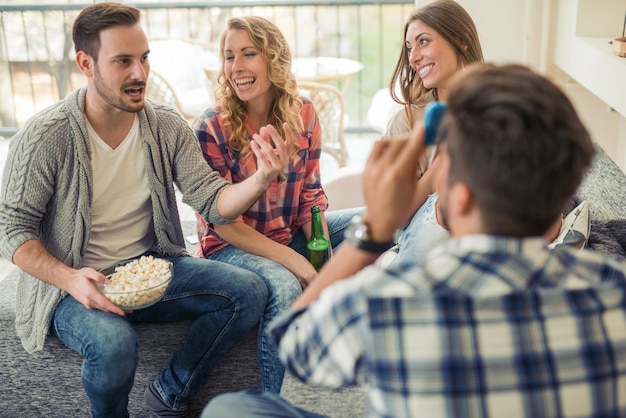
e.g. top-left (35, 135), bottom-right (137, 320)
top-left (429, 234), bottom-right (549, 260)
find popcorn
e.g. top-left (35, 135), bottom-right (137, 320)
top-left (99, 256), bottom-right (173, 309)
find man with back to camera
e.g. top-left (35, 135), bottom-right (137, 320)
top-left (0, 2), bottom-right (296, 417)
top-left (201, 64), bottom-right (626, 417)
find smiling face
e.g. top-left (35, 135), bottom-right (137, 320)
top-left (405, 19), bottom-right (460, 100)
top-left (223, 28), bottom-right (274, 109)
top-left (83, 23), bottom-right (149, 113)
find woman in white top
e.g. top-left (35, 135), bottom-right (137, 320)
top-left (385, 1), bottom-right (564, 266)
top-left (386, 0), bottom-right (483, 173)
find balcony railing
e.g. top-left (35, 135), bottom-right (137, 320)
top-left (0, 0), bottom-right (414, 139)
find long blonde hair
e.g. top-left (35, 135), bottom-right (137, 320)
top-left (215, 16), bottom-right (302, 157)
top-left (389, 0), bottom-right (484, 127)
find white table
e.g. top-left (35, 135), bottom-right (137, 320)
top-left (292, 56), bottom-right (363, 96)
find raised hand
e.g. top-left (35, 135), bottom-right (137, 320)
top-left (250, 122), bottom-right (294, 187)
top-left (362, 123), bottom-right (426, 243)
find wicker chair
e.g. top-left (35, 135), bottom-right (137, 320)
top-left (145, 69), bottom-right (186, 116)
top-left (146, 38), bottom-right (217, 120)
top-left (298, 81), bottom-right (349, 167)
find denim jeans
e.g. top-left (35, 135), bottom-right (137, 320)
top-left (201, 390), bottom-right (328, 418)
top-left (206, 207), bottom-right (362, 394)
top-left (392, 193), bottom-right (449, 266)
top-left (52, 255), bottom-right (268, 418)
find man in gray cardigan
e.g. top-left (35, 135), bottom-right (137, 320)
top-left (0, 3), bottom-right (295, 417)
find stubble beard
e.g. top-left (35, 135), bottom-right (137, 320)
top-left (93, 64), bottom-right (145, 114)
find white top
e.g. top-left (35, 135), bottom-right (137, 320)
top-left (385, 105), bottom-right (437, 177)
top-left (83, 115), bottom-right (155, 269)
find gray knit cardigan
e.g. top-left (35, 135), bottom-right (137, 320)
top-left (0, 87), bottom-right (231, 353)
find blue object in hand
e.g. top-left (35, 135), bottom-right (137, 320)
top-left (423, 101), bottom-right (446, 146)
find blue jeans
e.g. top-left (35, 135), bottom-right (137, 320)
top-left (392, 193), bottom-right (450, 266)
top-left (201, 390), bottom-right (327, 418)
top-left (206, 207), bottom-right (361, 394)
top-left (52, 255), bottom-right (268, 418)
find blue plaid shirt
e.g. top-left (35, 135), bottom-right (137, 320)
top-left (270, 235), bottom-right (626, 418)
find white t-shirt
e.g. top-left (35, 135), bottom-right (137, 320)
top-left (83, 116), bottom-right (155, 270)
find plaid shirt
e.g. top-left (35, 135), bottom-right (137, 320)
top-left (270, 235), bottom-right (626, 418)
top-left (192, 98), bottom-right (328, 257)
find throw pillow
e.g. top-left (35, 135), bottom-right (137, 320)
top-left (548, 201), bottom-right (590, 250)
top-left (587, 219), bottom-right (626, 258)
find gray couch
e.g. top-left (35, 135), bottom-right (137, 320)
top-left (0, 144), bottom-right (623, 418)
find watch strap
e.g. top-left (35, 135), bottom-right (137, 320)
top-left (345, 215), bottom-right (395, 254)
top-left (350, 238), bottom-right (394, 254)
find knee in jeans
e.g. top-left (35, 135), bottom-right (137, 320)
top-left (92, 322), bottom-right (138, 364)
top-left (81, 322), bottom-right (137, 393)
top-left (269, 276), bottom-right (301, 309)
top-left (237, 273), bottom-right (269, 321)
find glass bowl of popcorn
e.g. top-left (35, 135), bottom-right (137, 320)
top-left (97, 255), bottom-right (173, 310)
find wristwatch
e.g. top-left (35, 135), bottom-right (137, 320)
top-left (345, 215), bottom-right (394, 254)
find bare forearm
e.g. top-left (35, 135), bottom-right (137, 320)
top-left (215, 222), bottom-right (292, 263)
top-left (216, 222), bottom-right (317, 286)
top-left (13, 239), bottom-right (125, 315)
top-left (12, 239), bottom-right (76, 290)
top-left (216, 174), bottom-right (269, 220)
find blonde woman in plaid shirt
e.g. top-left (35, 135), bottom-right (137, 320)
top-left (192, 16), bottom-right (360, 395)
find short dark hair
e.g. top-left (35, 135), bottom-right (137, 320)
top-left (72, 2), bottom-right (141, 61)
top-left (443, 64), bottom-right (595, 236)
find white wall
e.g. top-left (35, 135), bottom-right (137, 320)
top-left (416, 0), bottom-right (626, 172)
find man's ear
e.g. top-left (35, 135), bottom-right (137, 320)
top-left (75, 50), bottom-right (94, 77)
top-left (449, 182), bottom-right (474, 217)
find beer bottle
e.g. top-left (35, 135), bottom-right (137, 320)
top-left (307, 205), bottom-right (330, 271)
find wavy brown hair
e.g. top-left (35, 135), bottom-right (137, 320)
top-left (214, 16), bottom-right (302, 157)
top-left (389, 0), bottom-right (483, 127)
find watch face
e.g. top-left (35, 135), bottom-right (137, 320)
top-left (345, 215), bottom-right (394, 254)
top-left (346, 216), bottom-right (369, 245)
top-left (353, 221), bottom-right (369, 240)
